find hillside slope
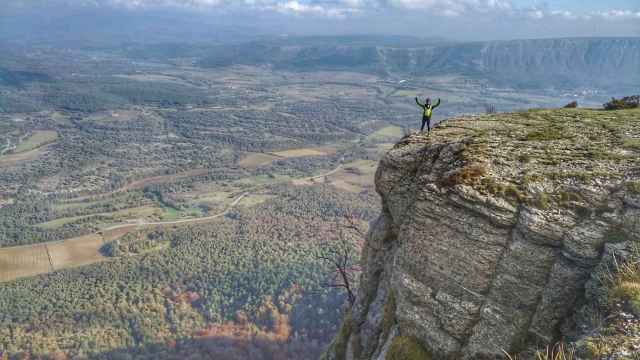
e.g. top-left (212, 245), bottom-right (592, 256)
top-left (324, 108), bottom-right (640, 359)
top-left (199, 38), bottom-right (640, 90)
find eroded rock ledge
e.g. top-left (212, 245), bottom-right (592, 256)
top-left (325, 109), bottom-right (640, 359)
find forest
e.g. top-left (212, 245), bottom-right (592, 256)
top-left (0, 185), bottom-right (376, 359)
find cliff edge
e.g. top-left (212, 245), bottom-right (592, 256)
top-left (325, 109), bottom-right (640, 359)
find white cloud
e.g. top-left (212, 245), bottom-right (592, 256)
top-left (595, 9), bottom-right (640, 20)
top-left (541, 8), bottom-right (640, 21)
top-left (550, 10), bottom-right (578, 20)
top-left (526, 8), bottom-right (544, 19)
top-left (107, 0), bottom-right (226, 8)
top-left (385, 0), bottom-right (510, 14)
top-left (272, 0), bottom-right (356, 17)
top-left (17, 0), bottom-right (640, 22)
top-left (100, 0), bottom-right (517, 14)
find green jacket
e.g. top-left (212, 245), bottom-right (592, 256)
top-left (416, 98), bottom-right (440, 118)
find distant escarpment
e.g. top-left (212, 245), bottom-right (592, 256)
top-left (324, 109), bottom-right (640, 359)
top-left (199, 38), bottom-right (640, 90)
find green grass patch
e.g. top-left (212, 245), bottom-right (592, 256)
top-left (185, 207), bottom-right (204, 217)
top-left (609, 260), bottom-right (640, 316)
top-left (558, 191), bottom-right (583, 204)
top-left (54, 193), bottom-right (143, 211)
top-left (622, 137), bottom-right (640, 151)
top-left (160, 207), bottom-right (180, 220)
top-left (386, 335), bottom-right (432, 360)
top-left (381, 291), bottom-right (396, 344)
top-left (156, 206), bottom-right (203, 220)
top-left (523, 126), bottom-right (568, 141)
top-left (14, 131), bottom-right (58, 153)
top-left (36, 214), bottom-right (92, 229)
top-left (238, 194), bottom-right (276, 207)
top-left (534, 193), bottom-right (551, 210)
top-left (627, 181), bottom-right (640, 194)
top-left (546, 171), bottom-right (614, 182)
top-left (37, 206), bottom-right (158, 229)
top-left (235, 174), bottom-right (291, 187)
top-left (575, 250), bottom-right (640, 359)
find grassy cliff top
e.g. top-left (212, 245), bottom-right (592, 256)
top-left (401, 108), bottom-right (640, 209)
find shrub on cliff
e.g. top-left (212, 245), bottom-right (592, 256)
top-left (603, 96), bottom-right (640, 110)
top-left (608, 257), bottom-right (640, 315)
top-left (575, 247), bottom-right (640, 359)
top-left (386, 336), bottom-right (432, 360)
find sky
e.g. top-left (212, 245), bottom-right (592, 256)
top-left (2, 0), bottom-right (639, 41)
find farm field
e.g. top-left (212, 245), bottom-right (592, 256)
top-left (238, 152), bottom-right (279, 168)
top-left (47, 234), bottom-right (105, 271)
top-left (366, 125), bottom-right (404, 141)
top-left (0, 234), bottom-right (106, 282)
top-left (328, 160), bottom-right (378, 193)
top-left (35, 206), bottom-right (159, 229)
top-left (0, 146), bottom-right (48, 167)
top-left (0, 159), bottom-right (355, 282)
top-left (0, 244), bottom-right (52, 282)
top-left (239, 146), bottom-right (338, 169)
top-left (272, 147), bottom-right (330, 158)
top-left (14, 130), bottom-right (58, 153)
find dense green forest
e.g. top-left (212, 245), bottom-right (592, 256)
top-left (0, 185), bottom-right (377, 359)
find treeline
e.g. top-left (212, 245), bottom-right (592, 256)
top-left (2, 76), bottom-right (214, 114)
top-left (101, 229), bottom-right (170, 257)
top-left (0, 185), bottom-right (376, 359)
top-left (604, 95), bottom-right (640, 110)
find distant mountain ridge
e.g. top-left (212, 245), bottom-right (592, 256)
top-left (199, 37), bottom-right (640, 89)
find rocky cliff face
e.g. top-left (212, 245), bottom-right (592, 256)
top-left (325, 109), bottom-right (640, 359)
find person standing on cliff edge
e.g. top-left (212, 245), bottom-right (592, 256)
top-left (415, 97), bottom-right (441, 133)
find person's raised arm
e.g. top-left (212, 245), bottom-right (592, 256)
top-left (433, 98), bottom-right (441, 109)
top-left (415, 97), bottom-right (424, 108)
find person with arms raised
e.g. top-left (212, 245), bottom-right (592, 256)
top-left (415, 97), bottom-right (441, 133)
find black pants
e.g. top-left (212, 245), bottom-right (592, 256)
top-left (421, 116), bottom-right (431, 132)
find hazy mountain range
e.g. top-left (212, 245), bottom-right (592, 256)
top-left (198, 37), bottom-right (640, 90)
top-left (1, 35), bottom-right (639, 93)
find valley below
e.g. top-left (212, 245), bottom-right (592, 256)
top-left (0, 38), bottom-right (637, 359)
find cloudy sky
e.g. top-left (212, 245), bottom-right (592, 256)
top-left (3, 0), bottom-right (639, 41)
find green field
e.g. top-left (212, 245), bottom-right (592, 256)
top-left (237, 194), bottom-right (276, 207)
top-left (160, 207), bottom-right (180, 220)
top-left (36, 214), bottom-right (91, 229)
top-left (14, 130), bottom-right (58, 153)
top-left (37, 206), bottom-right (159, 229)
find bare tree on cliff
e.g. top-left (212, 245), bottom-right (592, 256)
top-left (316, 213), bottom-right (366, 306)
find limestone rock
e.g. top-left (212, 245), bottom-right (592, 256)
top-left (325, 109), bottom-right (640, 359)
